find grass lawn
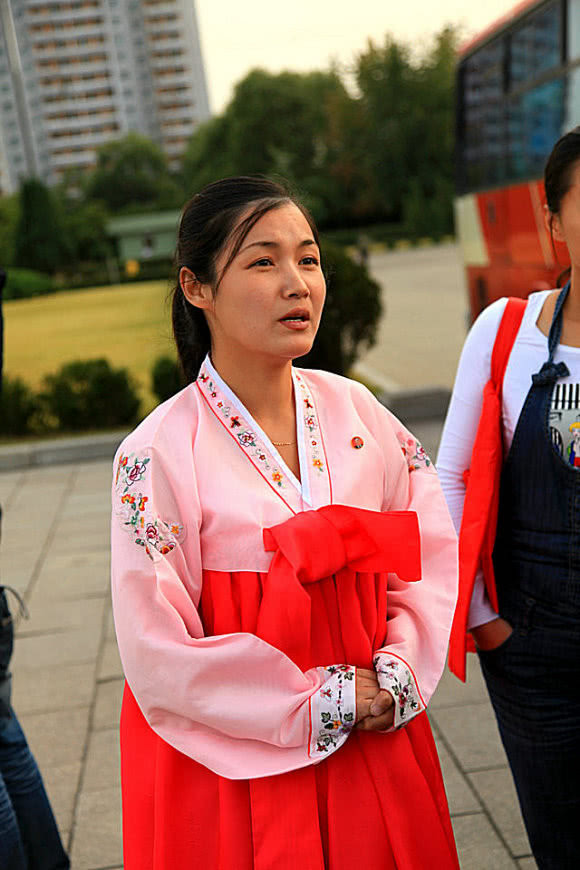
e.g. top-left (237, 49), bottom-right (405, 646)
top-left (3, 280), bottom-right (177, 414)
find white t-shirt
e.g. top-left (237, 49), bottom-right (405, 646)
top-left (436, 290), bottom-right (580, 628)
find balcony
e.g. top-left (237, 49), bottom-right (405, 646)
top-left (158, 106), bottom-right (194, 122)
top-left (36, 59), bottom-right (110, 78)
top-left (39, 77), bottom-right (111, 97)
top-left (50, 149), bottom-right (96, 168)
top-left (30, 24), bottom-right (105, 46)
top-left (45, 111), bottom-right (117, 132)
top-left (50, 128), bottom-right (118, 152)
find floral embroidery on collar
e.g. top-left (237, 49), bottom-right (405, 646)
top-left (397, 432), bottom-right (435, 473)
top-left (115, 452), bottom-right (184, 561)
top-left (196, 365), bottom-right (291, 492)
top-left (294, 371), bottom-right (326, 475)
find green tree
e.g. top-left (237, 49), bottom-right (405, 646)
top-left (181, 69), bottom-right (355, 224)
top-left (85, 132), bottom-right (181, 212)
top-left (354, 25), bottom-right (459, 233)
top-left (59, 198), bottom-right (111, 264)
top-left (0, 194), bottom-right (19, 267)
top-left (13, 178), bottom-right (72, 273)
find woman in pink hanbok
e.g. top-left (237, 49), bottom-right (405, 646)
top-left (111, 176), bottom-right (460, 869)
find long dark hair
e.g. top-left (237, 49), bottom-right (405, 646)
top-left (544, 126), bottom-right (580, 286)
top-left (171, 176), bottom-right (320, 382)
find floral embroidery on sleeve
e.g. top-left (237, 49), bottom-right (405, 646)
top-left (309, 664), bottom-right (356, 756)
top-left (397, 433), bottom-right (435, 473)
top-left (115, 452), bottom-right (184, 561)
top-left (373, 652), bottom-right (425, 730)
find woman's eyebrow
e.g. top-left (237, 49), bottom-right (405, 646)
top-left (239, 239), bottom-right (317, 254)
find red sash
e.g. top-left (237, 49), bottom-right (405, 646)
top-left (448, 298), bottom-right (527, 681)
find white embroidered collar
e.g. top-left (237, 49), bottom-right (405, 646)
top-left (196, 355), bottom-right (332, 513)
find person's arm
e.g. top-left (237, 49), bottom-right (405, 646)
top-left (436, 299), bottom-right (513, 645)
top-left (112, 441), bottom-right (373, 780)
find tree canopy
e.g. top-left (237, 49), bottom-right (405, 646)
top-left (84, 131), bottom-right (181, 213)
top-left (0, 24), bottom-right (459, 277)
top-left (181, 26), bottom-right (459, 231)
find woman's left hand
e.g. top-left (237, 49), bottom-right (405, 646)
top-left (356, 689), bottom-right (395, 731)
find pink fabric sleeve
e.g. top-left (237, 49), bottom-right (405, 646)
top-left (111, 441), bottom-right (355, 780)
top-left (372, 412), bottom-right (459, 727)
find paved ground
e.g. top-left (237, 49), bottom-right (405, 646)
top-left (353, 242), bottom-right (469, 394)
top-left (0, 439), bottom-right (537, 870)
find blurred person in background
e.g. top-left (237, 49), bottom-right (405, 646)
top-left (0, 267), bottom-right (70, 869)
top-left (437, 129), bottom-right (580, 870)
top-left (111, 176), bottom-right (460, 869)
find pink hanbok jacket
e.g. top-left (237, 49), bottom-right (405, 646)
top-left (111, 357), bottom-right (458, 781)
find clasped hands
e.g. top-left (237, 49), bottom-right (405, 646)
top-left (355, 668), bottom-right (395, 731)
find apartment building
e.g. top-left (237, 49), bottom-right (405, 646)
top-left (0, 0), bottom-right (210, 193)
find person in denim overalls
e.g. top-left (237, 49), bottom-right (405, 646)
top-left (439, 129), bottom-right (580, 870)
top-left (0, 269), bottom-right (70, 868)
top-left (478, 281), bottom-right (580, 869)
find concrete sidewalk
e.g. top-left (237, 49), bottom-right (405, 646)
top-left (0, 435), bottom-right (537, 869)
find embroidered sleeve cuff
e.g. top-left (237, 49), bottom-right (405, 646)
top-left (373, 652), bottom-right (425, 731)
top-left (308, 665), bottom-right (356, 758)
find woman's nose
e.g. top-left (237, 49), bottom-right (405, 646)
top-left (282, 266), bottom-right (309, 297)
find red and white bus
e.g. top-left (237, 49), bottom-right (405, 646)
top-left (455, 0), bottom-right (579, 320)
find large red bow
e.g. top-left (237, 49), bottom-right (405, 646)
top-left (258, 505), bottom-right (421, 670)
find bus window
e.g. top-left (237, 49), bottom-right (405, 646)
top-left (509, 0), bottom-right (561, 86)
top-left (507, 78), bottom-right (565, 180)
top-left (460, 39), bottom-right (507, 192)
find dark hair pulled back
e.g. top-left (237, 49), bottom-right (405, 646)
top-left (172, 176), bottom-right (319, 382)
top-left (544, 126), bottom-right (580, 285)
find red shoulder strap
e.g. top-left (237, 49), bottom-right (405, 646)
top-left (490, 297), bottom-right (527, 391)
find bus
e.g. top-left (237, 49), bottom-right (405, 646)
top-left (454, 0), bottom-right (579, 320)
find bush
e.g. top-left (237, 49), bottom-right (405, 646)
top-left (3, 268), bottom-right (55, 300)
top-left (41, 358), bottom-right (140, 431)
top-left (151, 355), bottom-right (184, 404)
top-left (296, 241), bottom-right (382, 375)
top-left (0, 376), bottom-right (39, 435)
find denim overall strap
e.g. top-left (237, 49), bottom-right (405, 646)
top-left (532, 281), bottom-right (571, 385)
top-left (494, 281), bottom-right (579, 610)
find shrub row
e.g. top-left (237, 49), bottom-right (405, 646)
top-left (0, 355), bottom-right (188, 437)
top-left (0, 359), bottom-right (140, 437)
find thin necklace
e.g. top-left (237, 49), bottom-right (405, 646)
top-left (271, 439), bottom-right (296, 447)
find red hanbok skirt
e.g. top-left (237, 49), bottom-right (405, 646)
top-left (120, 507), bottom-right (459, 869)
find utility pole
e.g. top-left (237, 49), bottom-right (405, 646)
top-left (0, 0), bottom-right (39, 178)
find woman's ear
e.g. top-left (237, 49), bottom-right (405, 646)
top-left (179, 267), bottom-right (213, 310)
top-left (544, 205), bottom-right (565, 243)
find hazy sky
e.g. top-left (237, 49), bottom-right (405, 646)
top-left (195, 0), bottom-right (519, 113)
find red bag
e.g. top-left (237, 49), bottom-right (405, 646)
top-left (448, 298), bottom-right (527, 681)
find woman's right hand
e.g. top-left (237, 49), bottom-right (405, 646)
top-left (471, 617), bottom-right (513, 651)
top-left (355, 668), bottom-right (382, 723)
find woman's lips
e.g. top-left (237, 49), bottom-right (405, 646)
top-left (279, 319), bottom-right (310, 330)
top-left (279, 308), bottom-right (310, 330)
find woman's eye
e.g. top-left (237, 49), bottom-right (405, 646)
top-left (252, 257), bottom-right (273, 267)
top-left (301, 256), bottom-right (319, 266)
